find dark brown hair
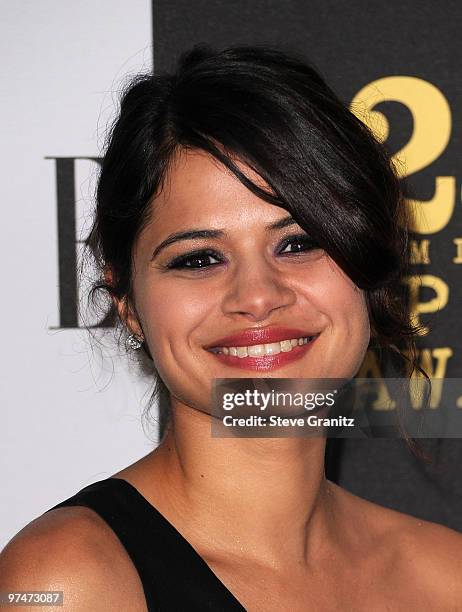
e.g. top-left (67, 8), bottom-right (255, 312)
top-left (84, 44), bottom-right (429, 437)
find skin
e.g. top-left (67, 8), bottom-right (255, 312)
top-left (1, 148), bottom-right (462, 611)
top-left (127, 148), bottom-right (370, 406)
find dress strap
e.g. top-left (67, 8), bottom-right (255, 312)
top-left (46, 477), bottom-right (246, 611)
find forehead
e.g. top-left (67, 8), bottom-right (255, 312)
top-left (151, 148), bottom-right (283, 228)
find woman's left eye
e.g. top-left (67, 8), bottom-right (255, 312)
top-left (278, 234), bottom-right (320, 254)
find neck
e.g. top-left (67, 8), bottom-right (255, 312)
top-left (149, 401), bottom-right (340, 567)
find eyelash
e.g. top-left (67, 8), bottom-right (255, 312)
top-left (163, 234), bottom-right (321, 271)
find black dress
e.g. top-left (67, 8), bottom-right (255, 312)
top-left (45, 477), bottom-right (247, 611)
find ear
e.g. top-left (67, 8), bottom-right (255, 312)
top-left (104, 266), bottom-right (144, 338)
top-left (115, 296), bottom-right (144, 338)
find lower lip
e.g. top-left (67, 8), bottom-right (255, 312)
top-left (207, 336), bottom-right (318, 371)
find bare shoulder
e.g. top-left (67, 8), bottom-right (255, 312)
top-left (391, 510), bottom-right (462, 599)
top-left (331, 482), bottom-right (462, 605)
top-left (0, 506), bottom-right (147, 612)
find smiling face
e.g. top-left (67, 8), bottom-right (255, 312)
top-left (122, 148), bottom-right (370, 414)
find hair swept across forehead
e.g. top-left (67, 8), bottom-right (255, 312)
top-left (84, 43), bottom-right (426, 418)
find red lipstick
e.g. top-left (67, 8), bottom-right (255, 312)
top-left (204, 326), bottom-right (319, 372)
top-left (205, 326), bottom-right (316, 349)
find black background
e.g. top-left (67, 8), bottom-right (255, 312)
top-left (152, 0), bottom-right (462, 530)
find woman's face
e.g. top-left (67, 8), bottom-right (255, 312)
top-left (126, 148), bottom-right (370, 413)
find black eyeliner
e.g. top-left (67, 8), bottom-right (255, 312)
top-left (160, 233), bottom-right (320, 272)
top-left (277, 233), bottom-right (320, 254)
top-left (164, 248), bottom-right (224, 270)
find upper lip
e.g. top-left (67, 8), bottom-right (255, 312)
top-left (204, 326), bottom-right (318, 349)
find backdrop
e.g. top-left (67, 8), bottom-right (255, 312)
top-left (0, 0), bottom-right (154, 549)
top-left (152, 0), bottom-right (462, 529)
top-left (2, 1), bottom-right (461, 549)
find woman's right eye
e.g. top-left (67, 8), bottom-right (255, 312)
top-left (165, 249), bottom-right (223, 270)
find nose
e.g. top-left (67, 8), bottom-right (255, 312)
top-left (221, 258), bottom-right (296, 322)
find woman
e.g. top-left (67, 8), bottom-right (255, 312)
top-left (1, 44), bottom-right (461, 611)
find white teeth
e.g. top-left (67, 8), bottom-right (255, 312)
top-left (211, 336), bottom-right (315, 357)
top-left (264, 342), bottom-right (281, 355)
top-left (248, 344), bottom-right (265, 357)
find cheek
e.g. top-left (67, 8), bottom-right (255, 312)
top-left (345, 288), bottom-right (370, 343)
top-left (295, 261), bottom-right (370, 366)
top-left (321, 259), bottom-right (369, 329)
top-left (134, 278), bottom-right (212, 357)
top-left (329, 278), bottom-right (369, 335)
top-left (331, 284), bottom-right (371, 370)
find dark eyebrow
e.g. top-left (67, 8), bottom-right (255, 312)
top-left (150, 215), bottom-right (297, 260)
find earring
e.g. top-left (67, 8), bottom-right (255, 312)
top-left (126, 333), bottom-right (143, 350)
